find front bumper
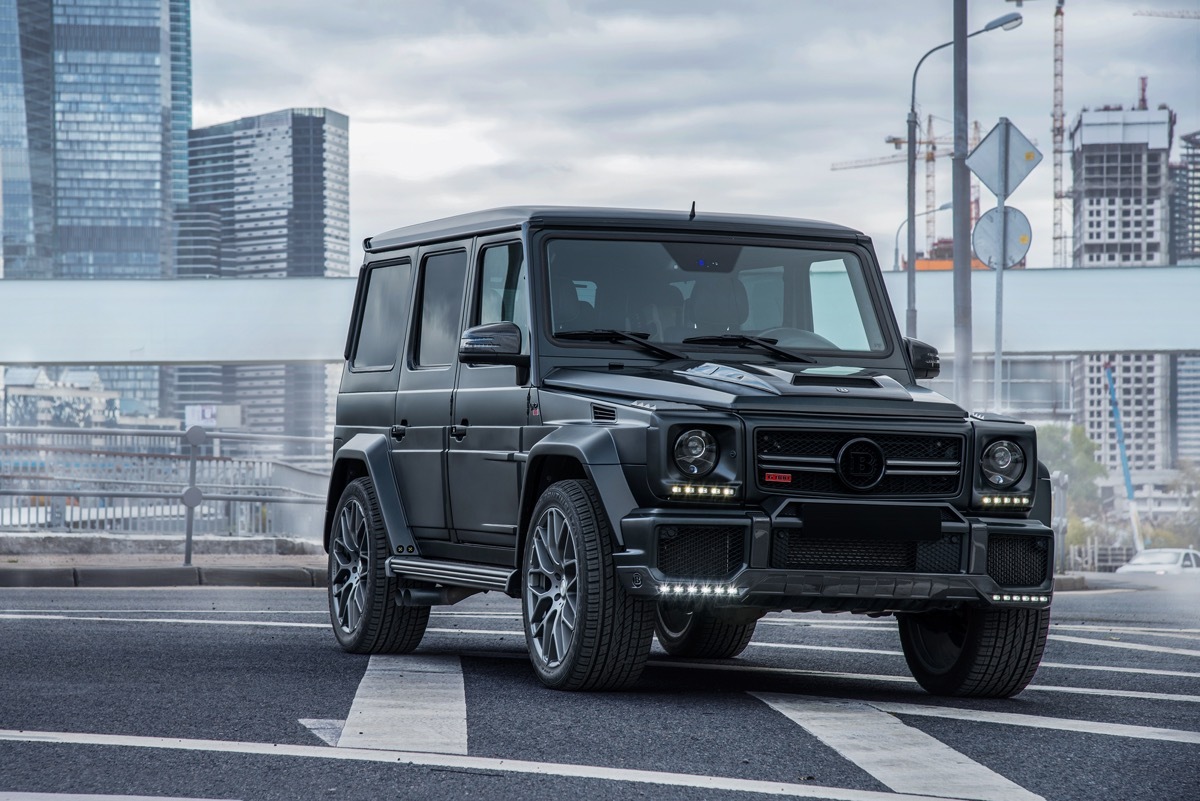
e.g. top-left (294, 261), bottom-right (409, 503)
top-left (612, 501), bottom-right (1054, 612)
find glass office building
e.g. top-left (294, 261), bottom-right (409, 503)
top-left (176, 108), bottom-right (350, 454)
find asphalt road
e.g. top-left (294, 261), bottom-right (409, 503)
top-left (0, 574), bottom-right (1197, 801)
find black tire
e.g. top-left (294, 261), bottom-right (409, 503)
top-left (898, 606), bottom-right (1050, 698)
top-left (328, 477), bottom-right (429, 654)
top-left (654, 605), bottom-right (756, 659)
top-left (521, 479), bottom-right (654, 691)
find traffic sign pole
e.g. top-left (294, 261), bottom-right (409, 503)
top-left (995, 118), bottom-right (1009, 411)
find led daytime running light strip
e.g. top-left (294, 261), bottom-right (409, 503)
top-left (660, 583), bottom-right (742, 596)
top-left (981, 495), bottom-right (1031, 506)
top-left (670, 484), bottom-right (737, 498)
top-left (991, 594), bottom-right (1050, 603)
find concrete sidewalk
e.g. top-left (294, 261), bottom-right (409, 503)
top-left (0, 532), bottom-right (327, 588)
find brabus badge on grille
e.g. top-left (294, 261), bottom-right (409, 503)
top-left (764, 472), bottom-right (792, 483)
top-left (835, 437), bottom-right (886, 490)
top-left (836, 387), bottom-right (850, 393)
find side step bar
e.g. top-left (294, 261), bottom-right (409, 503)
top-left (386, 556), bottom-right (517, 594)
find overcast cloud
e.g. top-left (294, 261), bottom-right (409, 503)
top-left (192, 0), bottom-right (1200, 271)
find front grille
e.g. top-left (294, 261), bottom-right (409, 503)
top-left (987, 534), bottom-right (1050, 587)
top-left (771, 529), bottom-right (963, 573)
top-left (756, 429), bottom-right (964, 497)
top-left (656, 525), bottom-right (745, 579)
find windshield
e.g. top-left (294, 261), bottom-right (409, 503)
top-left (545, 236), bottom-right (888, 355)
top-left (1127, 551), bottom-right (1182, 565)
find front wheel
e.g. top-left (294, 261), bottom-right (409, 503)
top-left (654, 605), bottom-right (756, 659)
top-left (897, 606), bottom-right (1049, 698)
top-left (521, 479), bottom-right (654, 691)
top-left (328, 478), bottom-right (429, 654)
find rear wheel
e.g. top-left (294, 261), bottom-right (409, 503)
top-left (654, 605), bottom-right (756, 659)
top-left (522, 479), bottom-right (654, 691)
top-left (328, 478), bottom-right (429, 654)
top-left (898, 606), bottom-right (1049, 698)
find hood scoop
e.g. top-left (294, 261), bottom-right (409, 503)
top-left (791, 374), bottom-right (880, 389)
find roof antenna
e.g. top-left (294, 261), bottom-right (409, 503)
top-left (688, 201), bottom-right (696, 221)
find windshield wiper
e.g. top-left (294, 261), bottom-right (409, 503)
top-left (682, 334), bottom-right (815, 363)
top-left (556, 329), bottom-right (688, 361)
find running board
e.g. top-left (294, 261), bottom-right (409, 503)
top-left (386, 556), bottom-right (516, 594)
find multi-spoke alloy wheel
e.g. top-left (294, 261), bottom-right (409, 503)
top-left (327, 478), bottom-right (429, 654)
top-left (331, 497), bottom-right (370, 635)
top-left (521, 479), bottom-right (653, 691)
top-left (525, 506), bottom-right (580, 668)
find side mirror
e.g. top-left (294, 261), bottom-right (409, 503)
top-left (906, 337), bottom-right (940, 380)
top-left (459, 321), bottom-right (529, 366)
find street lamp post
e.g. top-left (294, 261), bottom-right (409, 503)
top-left (893, 202), bottom-right (952, 273)
top-left (905, 10), bottom-right (1022, 340)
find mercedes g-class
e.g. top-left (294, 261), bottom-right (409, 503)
top-left (324, 206), bottom-right (1053, 696)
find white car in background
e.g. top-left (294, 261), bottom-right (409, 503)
top-left (1115, 548), bottom-right (1200, 575)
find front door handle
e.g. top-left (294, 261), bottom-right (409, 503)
top-left (451, 422), bottom-right (468, 441)
top-left (390, 425), bottom-right (406, 441)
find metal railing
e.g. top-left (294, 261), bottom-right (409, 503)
top-left (0, 425), bottom-right (327, 565)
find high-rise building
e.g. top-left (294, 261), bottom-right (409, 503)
top-left (0, 0), bottom-right (55, 279)
top-left (188, 108), bottom-right (350, 278)
top-left (1178, 355), bottom-right (1200, 467)
top-left (1070, 105), bottom-right (1175, 267)
top-left (1, 0), bottom-right (189, 418)
top-left (1075, 353), bottom-right (1175, 473)
top-left (1172, 131), bottom-right (1200, 265)
top-left (172, 108), bottom-right (350, 454)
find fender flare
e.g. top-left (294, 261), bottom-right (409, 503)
top-left (324, 433), bottom-right (417, 557)
top-left (520, 425), bottom-right (639, 550)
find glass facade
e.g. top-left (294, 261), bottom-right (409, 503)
top-left (52, 0), bottom-right (173, 278)
top-left (173, 108), bottom-right (350, 454)
top-left (0, 0), bottom-right (54, 278)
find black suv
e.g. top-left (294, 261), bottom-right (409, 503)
top-left (324, 206), bottom-right (1053, 697)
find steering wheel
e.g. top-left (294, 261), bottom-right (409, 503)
top-left (757, 327), bottom-right (837, 349)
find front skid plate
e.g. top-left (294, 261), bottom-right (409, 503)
top-left (615, 566), bottom-right (1052, 611)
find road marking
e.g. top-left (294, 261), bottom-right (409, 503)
top-left (0, 795), bottom-right (236, 801)
top-left (1039, 661), bottom-right (1200, 679)
top-left (872, 702), bottom-right (1200, 745)
top-left (1051, 625), bottom-right (1200, 641)
top-left (1048, 634), bottom-right (1200, 658)
top-left (297, 718), bottom-right (344, 746)
top-left (12, 614), bottom-right (1199, 686)
top-left (0, 614), bottom-right (325, 628)
top-left (336, 655), bottom-right (468, 755)
top-left (753, 694), bottom-right (1043, 801)
top-left (0, 729), bottom-right (992, 801)
top-left (750, 641), bottom-right (903, 656)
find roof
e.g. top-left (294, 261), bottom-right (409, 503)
top-left (366, 206), bottom-right (863, 253)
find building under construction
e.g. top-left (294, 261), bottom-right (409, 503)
top-left (1069, 102), bottom-right (1175, 267)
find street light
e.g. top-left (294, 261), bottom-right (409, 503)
top-left (905, 11), bottom-right (1022, 339)
top-left (894, 201), bottom-right (952, 273)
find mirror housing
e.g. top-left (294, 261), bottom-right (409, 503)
top-left (459, 322), bottom-right (529, 366)
top-left (906, 337), bottom-right (940, 380)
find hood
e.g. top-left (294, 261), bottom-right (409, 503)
top-left (543, 361), bottom-right (966, 419)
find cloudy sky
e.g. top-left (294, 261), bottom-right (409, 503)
top-left (192, 0), bottom-right (1200, 271)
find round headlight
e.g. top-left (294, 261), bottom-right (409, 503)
top-left (674, 429), bottom-right (718, 477)
top-left (981, 440), bottom-right (1025, 487)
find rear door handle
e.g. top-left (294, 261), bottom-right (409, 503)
top-left (451, 422), bottom-right (468, 441)
top-left (390, 425), bottom-right (406, 441)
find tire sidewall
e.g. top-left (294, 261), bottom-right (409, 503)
top-left (521, 482), bottom-right (601, 688)
top-left (328, 478), bottom-right (392, 652)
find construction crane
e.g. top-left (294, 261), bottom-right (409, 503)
top-left (831, 116), bottom-right (951, 254)
top-left (1052, 0), bottom-right (1067, 267)
top-left (1104, 362), bottom-right (1145, 553)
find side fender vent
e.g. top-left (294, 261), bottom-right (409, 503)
top-left (591, 404), bottom-right (617, 422)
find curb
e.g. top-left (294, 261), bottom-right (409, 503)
top-left (1053, 574), bottom-right (1087, 592)
top-left (0, 566), bottom-right (327, 589)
